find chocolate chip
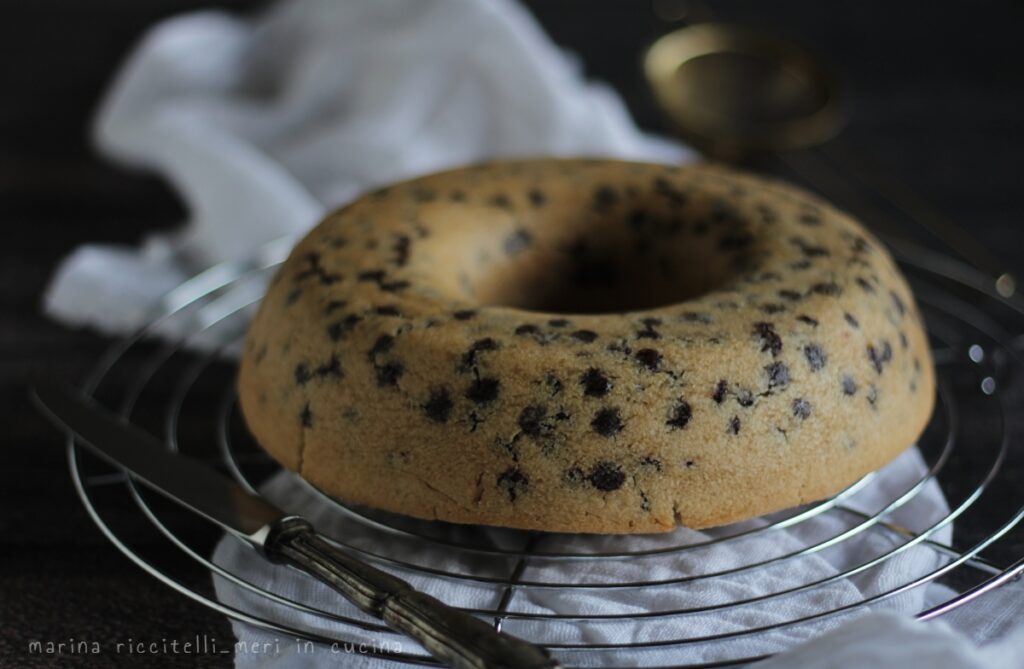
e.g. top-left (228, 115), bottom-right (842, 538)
top-left (799, 212), bottom-right (822, 226)
top-left (636, 317), bottom-right (662, 339)
top-left (890, 290), bottom-right (906, 316)
top-left (357, 269), bottom-right (386, 282)
top-left (466, 377), bottom-right (500, 404)
top-left (473, 337), bottom-right (499, 352)
top-left (423, 388), bottom-right (453, 423)
top-left (314, 354), bottom-right (342, 379)
top-left (796, 315), bottom-right (819, 327)
top-left (295, 363), bottom-right (312, 386)
top-left (845, 313), bottom-right (860, 329)
top-left (803, 246), bottom-right (830, 258)
top-left (868, 343), bottom-right (892, 374)
top-left (517, 405), bottom-right (547, 437)
top-left (652, 176), bottom-right (687, 206)
top-left (728, 416), bottom-right (741, 434)
top-left (327, 314), bottom-right (362, 341)
top-left (766, 361), bottom-right (790, 389)
top-left (528, 189), bottom-right (547, 207)
top-left (503, 228), bottom-right (532, 256)
top-left (736, 390), bottom-right (754, 407)
top-left (375, 305), bottom-right (401, 316)
top-left (760, 303), bottom-right (787, 314)
top-left (453, 309), bottom-right (477, 320)
top-left (634, 348), bottom-right (662, 370)
top-left (380, 280), bottom-right (410, 292)
top-left (667, 400), bottom-right (692, 429)
top-left (811, 282), bottom-right (842, 297)
top-left (497, 467), bottom-right (528, 501)
top-left (324, 299), bottom-right (348, 315)
top-left (294, 252), bottom-right (322, 280)
top-left (515, 324), bottom-right (540, 335)
top-left (753, 322), bottom-right (783, 357)
top-left (391, 235), bottom-right (411, 267)
top-left (367, 357), bottom-right (399, 385)
top-left (591, 407), bottom-right (624, 436)
top-left (842, 375), bottom-right (858, 396)
top-left (460, 337), bottom-right (499, 370)
top-left (581, 368), bottom-right (612, 397)
top-left (563, 466), bottom-right (585, 484)
top-left (640, 456), bottom-right (663, 470)
top-left (711, 201), bottom-right (740, 224)
top-left (850, 236), bottom-right (871, 254)
top-left (588, 461), bottom-right (625, 491)
top-left (804, 343), bottom-right (827, 371)
top-left (368, 334), bottom-right (394, 359)
top-left (681, 311), bottom-right (712, 324)
top-left (571, 329), bottom-right (598, 343)
top-left (791, 238), bottom-right (830, 257)
top-left (778, 289), bottom-right (802, 301)
top-left (490, 193), bottom-right (512, 209)
top-left (856, 277), bottom-right (875, 293)
top-left (793, 398), bottom-right (812, 419)
top-left (712, 380), bottom-right (728, 404)
top-left (548, 318), bottom-right (570, 328)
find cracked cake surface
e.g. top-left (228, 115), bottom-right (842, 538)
top-left (238, 159), bottom-right (935, 533)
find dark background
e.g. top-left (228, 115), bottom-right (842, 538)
top-left (3, 1), bottom-right (1023, 667)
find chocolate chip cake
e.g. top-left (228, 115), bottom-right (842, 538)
top-left (237, 159), bottom-right (935, 533)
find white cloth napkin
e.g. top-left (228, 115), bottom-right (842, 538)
top-left (209, 449), bottom-right (967, 668)
top-left (42, 1), bottom-right (1023, 667)
top-left (44, 0), bottom-right (688, 334)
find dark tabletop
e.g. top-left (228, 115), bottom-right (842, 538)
top-left (3, 1), bottom-right (1023, 667)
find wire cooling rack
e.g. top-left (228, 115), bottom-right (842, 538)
top-left (64, 233), bottom-right (1024, 667)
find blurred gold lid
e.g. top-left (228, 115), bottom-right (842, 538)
top-left (645, 23), bottom-right (844, 159)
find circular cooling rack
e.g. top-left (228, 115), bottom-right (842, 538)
top-left (65, 235), bottom-right (1024, 667)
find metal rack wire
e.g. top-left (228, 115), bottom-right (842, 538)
top-left (64, 234), bottom-right (1024, 667)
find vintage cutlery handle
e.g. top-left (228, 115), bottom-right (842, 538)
top-left (264, 518), bottom-right (559, 669)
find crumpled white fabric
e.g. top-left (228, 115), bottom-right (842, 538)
top-left (211, 449), bottom-right (968, 668)
top-left (43, 0), bottom-right (688, 334)
top-left (41, 1), bottom-right (1023, 667)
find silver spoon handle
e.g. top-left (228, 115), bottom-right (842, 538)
top-left (265, 518), bottom-right (559, 669)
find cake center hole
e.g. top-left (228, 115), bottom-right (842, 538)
top-left (471, 216), bottom-right (752, 314)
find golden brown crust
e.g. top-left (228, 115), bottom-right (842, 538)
top-left (238, 159), bottom-right (935, 533)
